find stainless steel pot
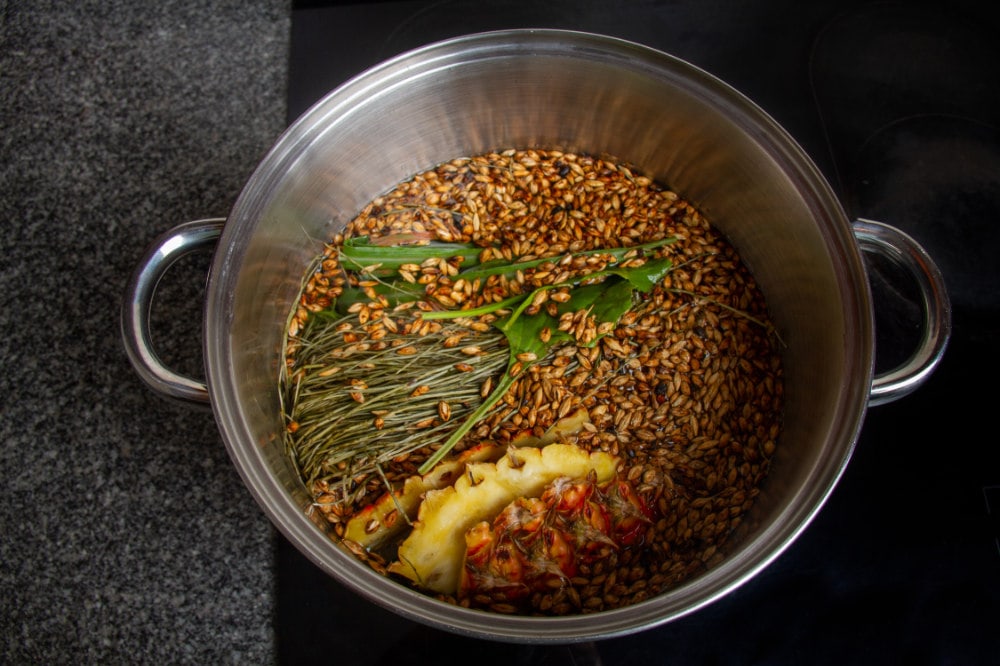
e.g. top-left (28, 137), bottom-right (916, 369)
top-left (122, 30), bottom-right (950, 642)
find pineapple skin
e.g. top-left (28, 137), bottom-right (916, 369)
top-left (388, 444), bottom-right (618, 594)
top-left (343, 443), bottom-right (503, 550)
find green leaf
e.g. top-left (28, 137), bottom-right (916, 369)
top-left (455, 237), bottom-right (676, 283)
top-left (495, 305), bottom-right (568, 368)
top-left (333, 279), bottom-right (424, 315)
top-left (339, 236), bottom-right (482, 274)
top-left (418, 293), bottom-right (524, 321)
top-left (569, 277), bottom-right (636, 325)
top-left (605, 256), bottom-right (674, 293)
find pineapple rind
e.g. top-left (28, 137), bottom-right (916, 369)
top-left (388, 444), bottom-right (618, 594)
top-left (343, 443), bottom-right (503, 549)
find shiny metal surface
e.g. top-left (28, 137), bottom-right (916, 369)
top-left (132, 30), bottom-right (948, 641)
top-left (853, 219), bottom-right (952, 406)
top-left (121, 218), bottom-right (223, 405)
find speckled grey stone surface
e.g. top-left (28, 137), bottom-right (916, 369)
top-left (1, 1), bottom-right (290, 662)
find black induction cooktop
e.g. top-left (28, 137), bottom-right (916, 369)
top-left (277, 2), bottom-right (1000, 663)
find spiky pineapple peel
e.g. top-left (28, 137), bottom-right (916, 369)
top-left (459, 472), bottom-right (654, 606)
top-left (388, 443), bottom-right (619, 595)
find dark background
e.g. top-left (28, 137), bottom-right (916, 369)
top-left (279, 1), bottom-right (1000, 664)
top-left (2, 1), bottom-right (997, 663)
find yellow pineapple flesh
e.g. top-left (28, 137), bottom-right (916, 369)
top-left (343, 443), bottom-right (503, 550)
top-left (387, 443), bottom-right (618, 594)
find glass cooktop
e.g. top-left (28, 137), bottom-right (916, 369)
top-left (277, 2), bottom-right (1000, 662)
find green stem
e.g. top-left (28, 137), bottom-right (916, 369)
top-left (417, 369), bottom-right (520, 475)
top-left (339, 236), bottom-right (483, 273)
top-left (455, 237), bottom-right (675, 282)
top-left (418, 293), bottom-right (524, 320)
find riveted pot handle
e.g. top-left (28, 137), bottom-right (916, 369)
top-left (853, 218), bottom-right (951, 406)
top-left (121, 218), bottom-right (225, 405)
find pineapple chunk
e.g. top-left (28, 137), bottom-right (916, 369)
top-left (388, 443), bottom-right (618, 594)
top-left (343, 443), bottom-right (503, 549)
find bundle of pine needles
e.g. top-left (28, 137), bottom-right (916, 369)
top-left (281, 309), bottom-right (508, 497)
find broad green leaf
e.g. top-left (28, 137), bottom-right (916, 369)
top-left (495, 307), bottom-right (569, 369)
top-left (575, 277), bottom-right (637, 325)
top-left (606, 256), bottom-right (674, 292)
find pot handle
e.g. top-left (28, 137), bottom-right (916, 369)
top-left (121, 218), bottom-right (225, 406)
top-left (853, 218), bottom-right (951, 406)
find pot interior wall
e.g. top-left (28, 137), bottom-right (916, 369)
top-left (207, 32), bottom-right (872, 637)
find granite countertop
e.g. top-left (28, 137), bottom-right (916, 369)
top-left (2, 2), bottom-right (290, 662)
